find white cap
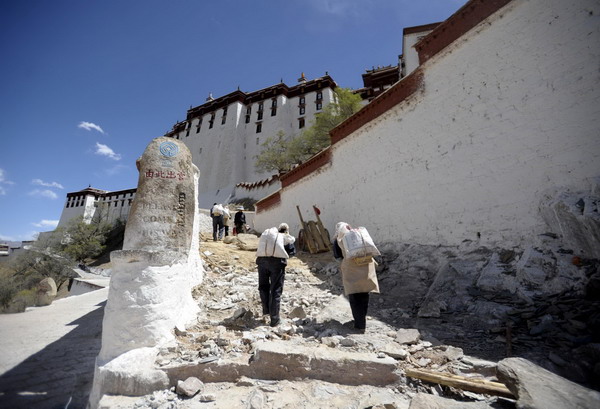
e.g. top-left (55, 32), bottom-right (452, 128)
top-left (278, 223), bottom-right (289, 232)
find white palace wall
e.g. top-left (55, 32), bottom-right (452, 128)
top-left (255, 0), bottom-right (600, 249)
top-left (174, 86), bottom-right (335, 208)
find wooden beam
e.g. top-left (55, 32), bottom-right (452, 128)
top-left (405, 368), bottom-right (514, 399)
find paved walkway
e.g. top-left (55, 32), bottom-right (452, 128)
top-left (0, 288), bottom-right (108, 409)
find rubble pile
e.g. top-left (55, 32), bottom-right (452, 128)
top-left (99, 230), bottom-right (600, 408)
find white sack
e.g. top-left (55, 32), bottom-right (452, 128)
top-left (211, 204), bottom-right (223, 216)
top-left (341, 227), bottom-right (381, 259)
top-left (256, 227), bottom-right (289, 259)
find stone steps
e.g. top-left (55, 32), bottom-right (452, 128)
top-left (164, 340), bottom-right (400, 387)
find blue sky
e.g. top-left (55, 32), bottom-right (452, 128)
top-left (0, 0), bottom-right (465, 242)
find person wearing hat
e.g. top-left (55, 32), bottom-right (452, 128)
top-left (255, 223), bottom-right (296, 327)
top-left (332, 222), bottom-right (379, 333)
top-left (234, 207), bottom-right (246, 235)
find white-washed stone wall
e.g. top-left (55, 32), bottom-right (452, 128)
top-left (178, 88), bottom-right (335, 208)
top-left (57, 190), bottom-right (135, 229)
top-left (255, 0), bottom-right (600, 249)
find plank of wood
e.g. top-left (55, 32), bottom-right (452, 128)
top-left (296, 206), bottom-right (317, 254)
top-left (405, 368), bottom-right (514, 399)
top-left (313, 206), bottom-right (332, 251)
top-left (308, 221), bottom-right (327, 251)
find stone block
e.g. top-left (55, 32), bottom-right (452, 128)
top-left (37, 277), bottom-right (57, 306)
top-left (175, 376), bottom-right (203, 397)
top-left (497, 357), bottom-right (600, 409)
top-left (395, 328), bottom-right (421, 345)
top-left (252, 340), bottom-right (399, 385)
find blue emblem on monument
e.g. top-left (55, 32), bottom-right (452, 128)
top-left (159, 141), bottom-right (179, 157)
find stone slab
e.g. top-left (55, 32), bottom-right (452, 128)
top-left (252, 340), bottom-right (399, 385)
top-left (497, 357), bottom-right (600, 409)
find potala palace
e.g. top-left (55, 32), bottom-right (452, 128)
top-left (56, 0), bottom-right (599, 256)
top-left (55, 22), bottom-right (437, 229)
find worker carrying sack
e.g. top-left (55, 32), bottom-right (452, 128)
top-left (341, 226), bottom-right (380, 265)
top-left (211, 204), bottom-right (224, 216)
top-left (256, 227), bottom-right (290, 259)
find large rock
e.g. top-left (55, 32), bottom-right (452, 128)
top-left (409, 393), bottom-right (493, 408)
top-left (91, 348), bottom-right (169, 402)
top-left (124, 137), bottom-right (198, 255)
top-left (36, 277), bottom-right (57, 306)
top-left (176, 377), bottom-right (203, 397)
top-left (496, 357), bottom-right (600, 409)
top-left (540, 190), bottom-right (600, 259)
top-left (236, 234), bottom-right (259, 251)
top-left (395, 328), bottom-right (421, 345)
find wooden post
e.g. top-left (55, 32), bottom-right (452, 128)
top-left (297, 206), bottom-right (317, 253)
top-left (313, 205), bottom-right (331, 251)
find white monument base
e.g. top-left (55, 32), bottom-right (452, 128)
top-left (88, 250), bottom-right (202, 408)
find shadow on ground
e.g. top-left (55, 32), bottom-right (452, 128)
top-left (0, 301), bottom-right (105, 409)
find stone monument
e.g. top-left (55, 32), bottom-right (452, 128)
top-left (89, 137), bottom-right (203, 408)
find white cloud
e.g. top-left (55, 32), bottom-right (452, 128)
top-left (32, 219), bottom-right (59, 228)
top-left (0, 168), bottom-right (15, 195)
top-left (306, 0), bottom-right (361, 17)
top-left (28, 189), bottom-right (59, 200)
top-left (32, 179), bottom-right (64, 189)
top-left (95, 142), bottom-right (122, 161)
top-left (78, 121), bottom-right (105, 134)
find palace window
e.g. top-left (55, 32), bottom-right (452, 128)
top-left (221, 107), bottom-right (227, 125)
top-left (257, 111), bottom-right (263, 120)
top-left (316, 102), bottom-right (322, 111)
top-left (299, 118), bottom-right (305, 129)
top-left (316, 91), bottom-right (323, 100)
top-left (271, 98), bottom-right (277, 116)
top-left (299, 106), bottom-right (305, 115)
top-left (256, 123), bottom-right (262, 133)
top-left (299, 96), bottom-right (305, 105)
top-left (245, 107), bottom-right (251, 124)
top-left (185, 121), bottom-right (191, 137)
top-left (209, 113), bottom-right (215, 129)
top-left (196, 118), bottom-right (202, 133)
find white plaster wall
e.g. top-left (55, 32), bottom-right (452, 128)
top-left (180, 88), bottom-right (336, 209)
top-left (57, 197), bottom-right (86, 227)
top-left (402, 31), bottom-right (432, 76)
top-left (256, 0), bottom-right (600, 249)
top-left (58, 190), bottom-right (135, 229)
top-left (233, 181), bottom-right (280, 204)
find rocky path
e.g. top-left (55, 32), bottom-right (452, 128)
top-left (100, 236), bottom-right (520, 409)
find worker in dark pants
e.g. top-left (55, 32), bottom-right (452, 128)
top-left (256, 223), bottom-right (296, 327)
top-left (332, 222), bottom-right (379, 333)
